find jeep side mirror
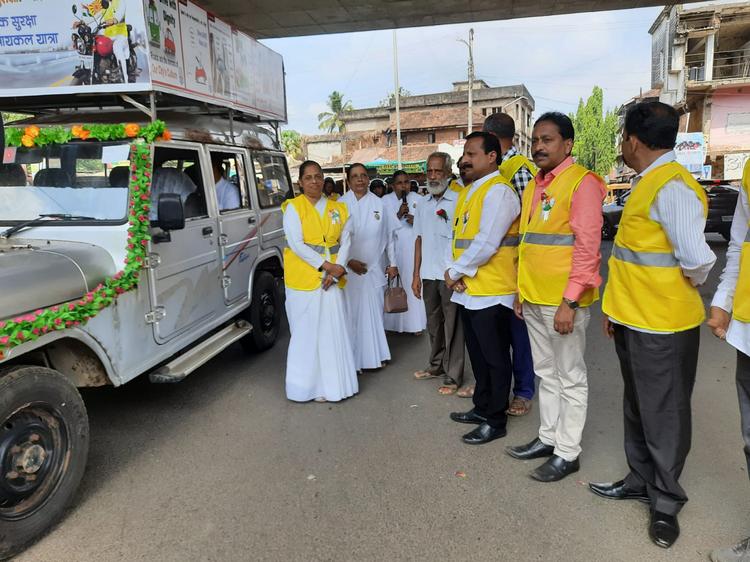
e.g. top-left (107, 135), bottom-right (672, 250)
top-left (72, 4), bottom-right (77, 14)
top-left (153, 193), bottom-right (184, 243)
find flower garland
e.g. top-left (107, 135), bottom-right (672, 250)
top-left (4, 120), bottom-right (171, 148)
top-left (0, 138), bottom-right (157, 360)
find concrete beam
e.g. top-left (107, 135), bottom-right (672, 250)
top-left (197, 0), bottom-right (716, 39)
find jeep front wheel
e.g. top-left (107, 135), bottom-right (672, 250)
top-left (0, 366), bottom-right (89, 560)
top-left (242, 271), bottom-right (281, 353)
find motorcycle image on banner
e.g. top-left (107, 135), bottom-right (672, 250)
top-left (0, 0), bottom-right (150, 95)
top-left (71, 0), bottom-right (139, 85)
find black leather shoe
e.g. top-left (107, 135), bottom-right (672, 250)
top-left (589, 480), bottom-right (650, 503)
top-left (461, 422), bottom-right (507, 445)
top-left (650, 511), bottom-right (679, 548)
top-left (530, 454), bottom-right (580, 482)
top-left (506, 437), bottom-right (554, 460)
top-left (450, 409), bottom-right (487, 425)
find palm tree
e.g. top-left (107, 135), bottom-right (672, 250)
top-left (280, 130), bottom-right (303, 160)
top-left (317, 91), bottom-right (353, 133)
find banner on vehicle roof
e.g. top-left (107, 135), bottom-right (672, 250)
top-left (145, 0), bottom-right (286, 121)
top-left (0, 0), bottom-right (151, 95)
top-left (0, 0), bottom-right (287, 122)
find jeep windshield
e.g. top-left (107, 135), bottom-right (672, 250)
top-left (0, 141), bottom-right (132, 225)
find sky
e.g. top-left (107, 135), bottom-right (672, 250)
top-left (264, 6), bottom-right (666, 135)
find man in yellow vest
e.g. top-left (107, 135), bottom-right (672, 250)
top-left (445, 132), bottom-right (520, 445)
top-left (590, 102), bottom-right (716, 549)
top-left (484, 112), bottom-right (538, 417)
top-left (506, 112), bottom-right (605, 483)
top-left (708, 158), bottom-right (750, 562)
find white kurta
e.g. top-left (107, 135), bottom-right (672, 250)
top-left (283, 197), bottom-right (358, 402)
top-left (382, 191), bottom-right (427, 333)
top-left (340, 190), bottom-right (396, 370)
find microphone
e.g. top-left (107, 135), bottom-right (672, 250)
top-left (401, 190), bottom-right (408, 204)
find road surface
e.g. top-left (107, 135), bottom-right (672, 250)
top-left (18, 237), bottom-right (748, 562)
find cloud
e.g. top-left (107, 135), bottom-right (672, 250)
top-left (267, 6), bottom-right (662, 134)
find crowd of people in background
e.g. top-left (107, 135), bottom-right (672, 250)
top-left (281, 100), bottom-right (750, 560)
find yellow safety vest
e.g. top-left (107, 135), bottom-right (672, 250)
top-left (731, 160), bottom-right (750, 322)
top-left (448, 179), bottom-right (465, 193)
top-left (518, 163), bottom-right (599, 307)
top-left (601, 161), bottom-right (708, 331)
top-left (452, 175), bottom-right (519, 296)
top-left (282, 195), bottom-right (348, 291)
top-left (499, 154), bottom-right (537, 183)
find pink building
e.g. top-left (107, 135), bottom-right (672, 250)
top-left (651, 3), bottom-right (750, 180)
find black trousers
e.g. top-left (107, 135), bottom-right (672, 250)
top-left (614, 324), bottom-right (699, 516)
top-left (736, 351), bottom-right (750, 477)
top-left (461, 303), bottom-right (513, 429)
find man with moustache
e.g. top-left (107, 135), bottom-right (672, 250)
top-left (484, 112), bottom-right (538, 417)
top-left (591, 102), bottom-right (716, 549)
top-left (507, 112), bottom-right (606, 482)
top-left (412, 152), bottom-right (466, 395)
top-left (383, 170), bottom-right (427, 334)
top-left (340, 163), bottom-right (399, 373)
top-left (448, 156), bottom-right (466, 193)
top-left (446, 132), bottom-right (521, 444)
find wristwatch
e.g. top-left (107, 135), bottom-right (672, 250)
top-left (562, 298), bottom-right (580, 310)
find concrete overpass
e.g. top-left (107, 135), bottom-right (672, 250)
top-left (206, 0), bottom-right (706, 38)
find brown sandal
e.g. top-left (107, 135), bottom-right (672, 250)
top-left (414, 370), bottom-right (440, 380)
top-left (456, 384), bottom-right (474, 398)
top-left (507, 396), bottom-right (532, 416)
top-left (438, 379), bottom-right (459, 395)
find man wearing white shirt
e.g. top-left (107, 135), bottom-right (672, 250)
top-left (708, 159), bottom-right (750, 562)
top-left (446, 132), bottom-right (521, 445)
top-left (591, 102), bottom-right (716, 549)
top-left (212, 156), bottom-right (240, 211)
top-left (412, 152), bottom-right (465, 395)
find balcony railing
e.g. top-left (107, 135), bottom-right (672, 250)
top-left (685, 48), bottom-right (750, 82)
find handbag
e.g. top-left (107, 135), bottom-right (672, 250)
top-left (384, 274), bottom-right (409, 313)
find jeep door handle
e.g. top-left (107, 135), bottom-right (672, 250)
top-left (202, 226), bottom-right (213, 236)
top-left (248, 216), bottom-right (256, 224)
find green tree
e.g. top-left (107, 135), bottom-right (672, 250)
top-left (281, 130), bottom-right (303, 160)
top-left (378, 87), bottom-right (412, 107)
top-left (569, 86), bottom-right (619, 177)
top-left (317, 91), bottom-right (353, 133)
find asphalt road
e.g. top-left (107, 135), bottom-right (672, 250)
top-left (18, 237), bottom-right (750, 562)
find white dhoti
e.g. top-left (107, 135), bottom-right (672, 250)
top-left (285, 286), bottom-right (358, 402)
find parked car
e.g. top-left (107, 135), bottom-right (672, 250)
top-left (602, 179), bottom-right (739, 240)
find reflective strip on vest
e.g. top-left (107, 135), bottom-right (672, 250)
top-left (612, 245), bottom-right (678, 267)
top-left (305, 243), bottom-right (340, 254)
top-left (522, 233), bottom-right (575, 246)
top-left (454, 235), bottom-right (519, 250)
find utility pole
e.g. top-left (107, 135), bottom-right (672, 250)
top-left (392, 29), bottom-right (402, 168)
top-left (458, 28), bottom-right (475, 136)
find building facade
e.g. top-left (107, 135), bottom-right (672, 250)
top-left (651, 2), bottom-right (750, 179)
top-left (303, 81), bottom-right (535, 179)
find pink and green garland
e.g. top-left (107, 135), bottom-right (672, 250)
top-left (0, 124), bottom-right (167, 359)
